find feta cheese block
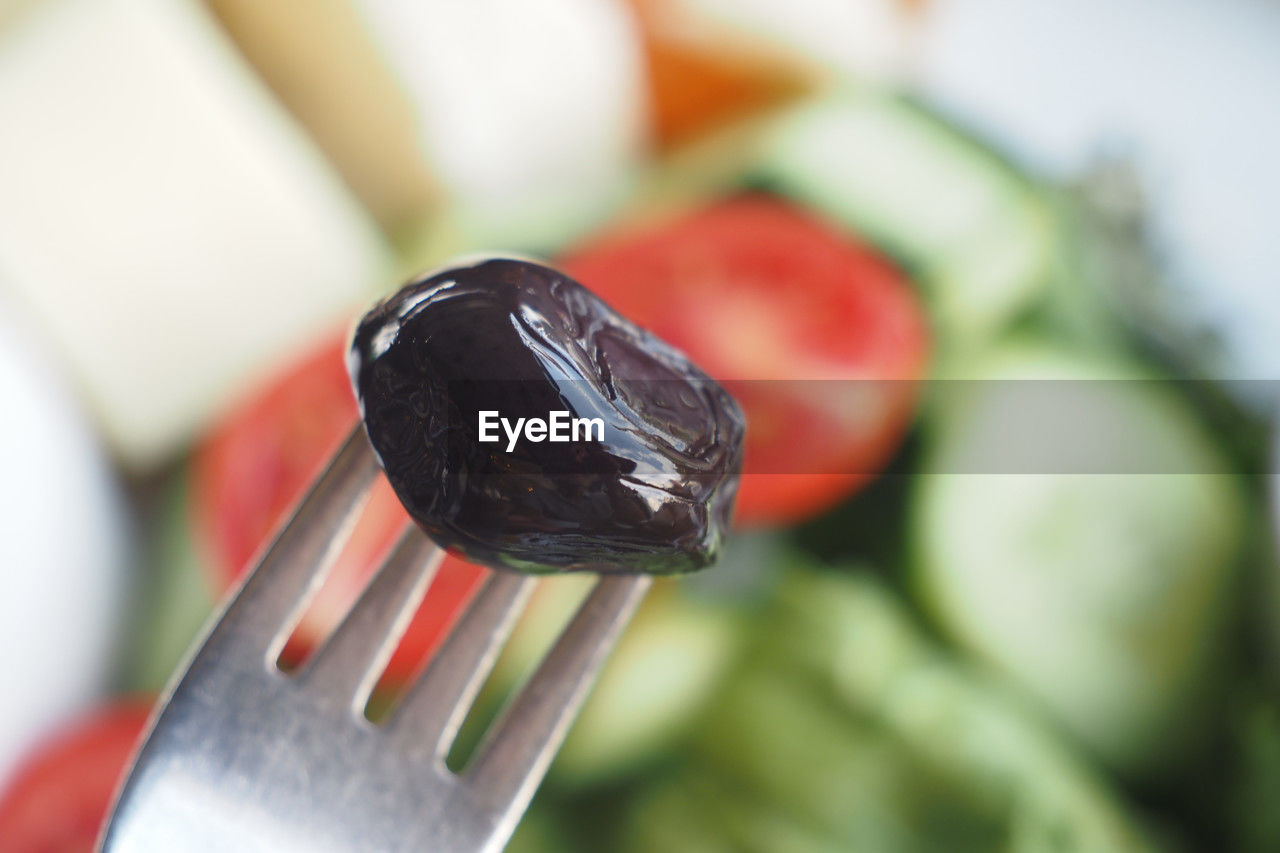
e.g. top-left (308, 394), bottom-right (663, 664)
top-left (204, 0), bottom-right (440, 228)
top-left (205, 0), bottom-right (647, 244)
top-left (350, 0), bottom-right (648, 249)
top-left (0, 0), bottom-right (392, 467)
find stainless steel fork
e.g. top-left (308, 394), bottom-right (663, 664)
top-left (100, 427), bottom-right (650, 852)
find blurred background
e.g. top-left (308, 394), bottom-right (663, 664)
top-left (1, 0), bottom-right (1278, 849)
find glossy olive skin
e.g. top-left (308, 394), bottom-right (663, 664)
top-left (349, 258), bottom-right (744, 574)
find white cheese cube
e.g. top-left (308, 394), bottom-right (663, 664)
top-left (0, 0), bottom-right (392, 466)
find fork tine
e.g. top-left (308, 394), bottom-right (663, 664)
top-left (213, 426), bottom-right (379, 658)
top-left (385, 571), bottom-right (534, 753)
top-left (298, 526), bottom-right (443, 706)
top-left (463, 574), bottom-right (650, 819)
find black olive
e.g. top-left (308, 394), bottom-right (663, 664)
top-left (349, 258), bottom-right (745, 574)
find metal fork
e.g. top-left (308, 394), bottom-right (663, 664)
top-left (100, 427), bottom-right (650, 852)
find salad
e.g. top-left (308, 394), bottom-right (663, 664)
top-left (0, 5), bottom-right (1275, 851)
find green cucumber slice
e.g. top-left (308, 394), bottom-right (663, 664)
top-left (555, 591), bottom-right (741, 783)
top-left (485, 577), bottom-right (743, 787)
top-left (913, 343), bottom-right (1245, 775)
top-left (758, 91), bottom-right (1053, 345)
top-left (689, 565), bottom-right (1151, 851)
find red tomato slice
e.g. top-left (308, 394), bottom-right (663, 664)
top-left (560, 195), bottom-right (929, 524)
top-left (0, 700), bottom-right (152, 853)
top-left (192, 335), bottom-right (487, 682)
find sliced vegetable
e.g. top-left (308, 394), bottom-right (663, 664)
top-left (561, 195), bottom-right (929, 525)
top-left (0, 700), bottom-right (152, 853)
top-left (556, 587), bottom-right (740, 780)
top-left (913, 342), bottom-right (1245, 775)
top-left (483, 577), bottom-right (743, 785)
top-left (626, 0), bottom-right (814, 149)
top-left (759, 90), bottom-right (1053, 347)
top-left (699, 666), bottom-right (1005, 851)
top-left (682, 564), bottom-right (1152, 851)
